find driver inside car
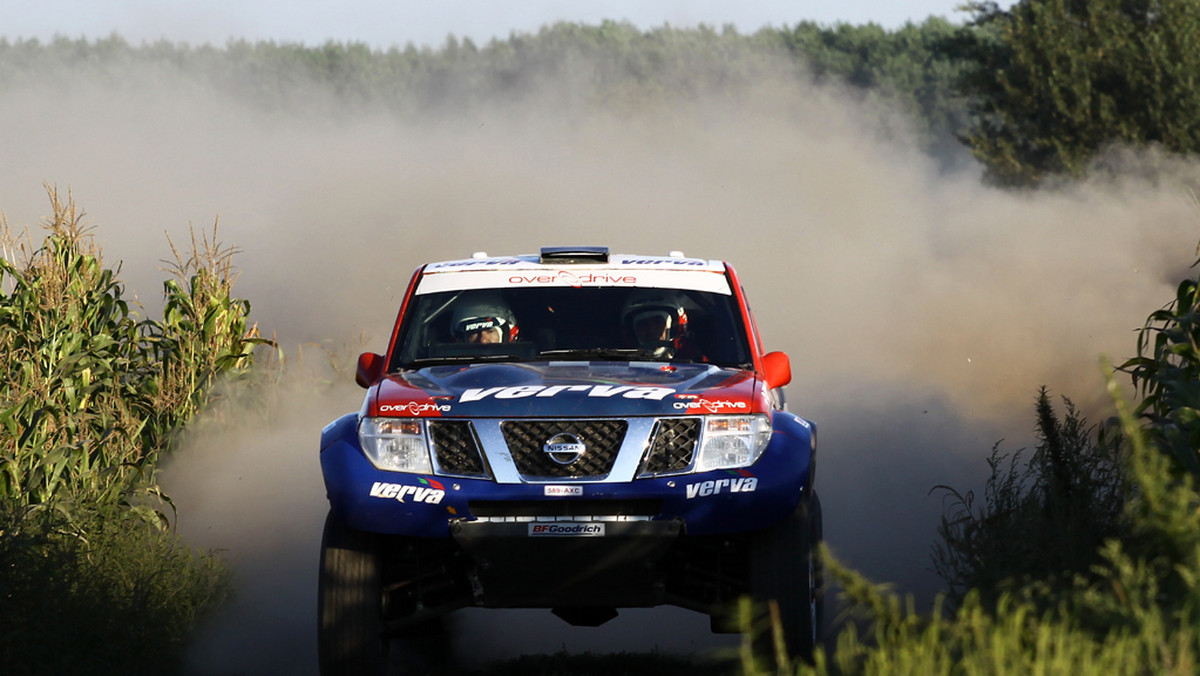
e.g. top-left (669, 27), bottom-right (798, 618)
top-left (450, 296), bottom-right (519, 344)
top-left (632, 311), bottom-right (672, 347)
top-left (622, 292), bottom-right (695, 359)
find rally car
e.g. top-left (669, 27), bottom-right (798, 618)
top-left (317, 247), bottom-right (821, 674)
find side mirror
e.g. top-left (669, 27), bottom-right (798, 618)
top-left (762, 351), bottom-right (792, 389)
top-left (356, 352), bottom-right (385, 388)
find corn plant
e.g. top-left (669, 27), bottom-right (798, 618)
top-left (0, 188), bottom-right (262, 674)
top-left (0, 191), bottom-right (153, 510)
top-left (0, 187), bottom-right (265, 518)
top-left (1120, 251), bottom-right (1200, 479)
top-left (144, 221), bottom-right (267, 449)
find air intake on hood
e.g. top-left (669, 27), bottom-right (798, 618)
top-left (539, 246), bottom-right (609, 264)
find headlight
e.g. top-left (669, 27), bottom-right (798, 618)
top-left (359, 417), bottom-right (433, 473)
top-left (694, 415), bottom-right (771, 472)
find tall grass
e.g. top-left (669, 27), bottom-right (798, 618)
top-left (0, 187), bottom-right (265, 674)
top-left (930, 388), bottom-right (1126, 610)
top-left (730, 371), bottom-right (1200, 676)
top-left (737, 248), bottom-right (1200, 675)
top-left (0, 503), bottom-right (232, 675)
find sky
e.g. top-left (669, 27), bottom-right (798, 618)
top-left (1, 0), bottom-right (974, 48)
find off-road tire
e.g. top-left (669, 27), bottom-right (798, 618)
top-left (749, 491), bottom-right (823, 665)
top-left (318, 511), bottom-right (385, 676)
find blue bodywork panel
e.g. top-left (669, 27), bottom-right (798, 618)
top-left (320, 408), bottom-right (814, 538)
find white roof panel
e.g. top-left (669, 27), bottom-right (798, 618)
top-left (417, 253), bottom-right (731, 294)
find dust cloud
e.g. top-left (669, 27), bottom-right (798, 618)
top-left (2, 49), bottom-right (1198, 673)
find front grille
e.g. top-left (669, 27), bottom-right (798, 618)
top-left (428, 421), bottom-right (487, 477)
top-left (468, 499), bottom-right (661, 518)
top-left (640, 417), bottom-right (700, 475)
top-left (500, 419), bottom-right (628, 479)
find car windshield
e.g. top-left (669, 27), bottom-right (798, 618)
top-left (389, 286), bottom-right (753, 370)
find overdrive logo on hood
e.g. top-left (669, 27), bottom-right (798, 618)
top-left (378, 402), bottom-right (452, 415)
top-left (672, 398), bottom-right (749, 413)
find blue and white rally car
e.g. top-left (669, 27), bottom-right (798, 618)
top-left (318, 247), bottom-right (821, 673)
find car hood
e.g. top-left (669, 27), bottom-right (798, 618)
top-left (367, 361), bottom-right (765, 418)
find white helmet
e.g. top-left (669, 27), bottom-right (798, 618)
top-left (450, 295), bottom-right (518, 343)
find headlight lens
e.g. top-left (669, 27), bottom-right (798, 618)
top-left (359, 417), bottom-right (433, 473)
top-left (694, 415), bottom-right (771, 472)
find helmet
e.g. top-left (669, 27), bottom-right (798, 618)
top-left (450, 295), bottom-right (518, 343)
top-left (622, 291), bottom-right (688, 356)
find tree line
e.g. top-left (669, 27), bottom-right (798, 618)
top-left (3, 1), bottom-right (1198, 184)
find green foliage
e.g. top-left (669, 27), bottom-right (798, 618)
top-left (0, 24), bottom-right (801, 117)
top-left (953, 0), bottom-right (1200, 185)
top-left (0, 503), bottom-right (230, 676)
top-left (1108, 249), bottom-right (1200, 624)
top-left (931, 388), bottom-right (1126, 607)
top-left (0, 188), bottom-right (262, 514)
top-left (1120, 251), bottom-right (1200, 478)
top-left (0, 19), bottom-right (989, 166)
top-left (810, 553), bottom-right (1199, 675)
top-left (0, 189), bottom-right (259, 674)
top-left (1100, 358), bottom-right (1200, 629)
top-left (776, 18), bottom-right (972, 153)
top-left (0, 192), bottom-right (159, 510)
top-left (784, 251), bottom-right (1200, 675)
top-left (14, 13), bottom-right (1200, 183)
top-left (0, 21), bottom-right (969, 146)
top-left (153, 223), bottom-right (265, 438)
top-left (781, 377), bottom-right (1200, 676)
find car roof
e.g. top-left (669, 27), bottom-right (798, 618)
top-left (416, 249), bottom-right (733, 295)
top-left (425, 250), bottom-right (725, 271)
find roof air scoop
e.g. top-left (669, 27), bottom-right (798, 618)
top-left (539, 246), bottom-right (610, 264)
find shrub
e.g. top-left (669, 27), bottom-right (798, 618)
top-left (930, 387), bottom-right (1126, 608)
top-left (786, 251), bottom-right (1200, 675)
top-left (778, 374), bottom-right (1200, 676)
top-left (0, 503), bottom-right (230, 676)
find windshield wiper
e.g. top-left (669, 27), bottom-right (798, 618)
top-left (536, 348), bottom-right (661, 361)
top-left (406, 353), bottom-right (526, 367)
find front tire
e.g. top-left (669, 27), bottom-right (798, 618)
top-left (318, 511), bottom-right (385, 676)
top-left (749, 491), bottom-right (823, 665)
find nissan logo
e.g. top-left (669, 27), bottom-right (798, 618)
top-left (543, 433), bottom-right (586, 465)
